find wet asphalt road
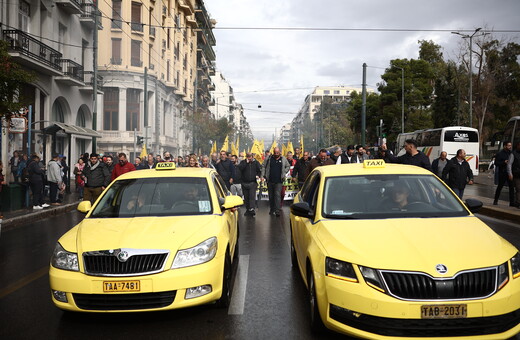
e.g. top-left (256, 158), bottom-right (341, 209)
top-left (0, 201), bottom-right (519, 340)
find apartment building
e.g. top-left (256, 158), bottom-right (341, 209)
top-left (1, 0), bottom-right (99, 175)
top-left (97, 0), bottom-right (207, 158)
top-left (290, 85), bottom-right (373, 140)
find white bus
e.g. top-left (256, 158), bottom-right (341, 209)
top-left (395, 126), bottom-right (479, 176)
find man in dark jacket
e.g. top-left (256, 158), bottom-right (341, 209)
top-left (237, 153), bottom-right (262, 216)
top-left (230, 155), bottom-right (243, 197)
top-left (493, 141), bottom-right (515, 206)
top-left (82, 153), bottom-right (111, 204)
top-left (432, 151), bottom-right (448, 178)
top-left (309, 149), bottom-right (335, 172)
top-left (381, 139), bottom-right (432, 171)
top-left (216, 151), bottom-right (235, 190)
top-left (27, 154), bottom-right (49, 209)
top-left (292, 151), bottom-right (311, 188)
top-left (509, 142), bottom-right (520, 207)
top-left (441, 149), bottom-right (474, 199)
top-left (262, 147), bottom-right (291, 216)
top-left (337, 145), bottom-right (358, 164)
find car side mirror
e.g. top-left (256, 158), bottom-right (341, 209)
top-left (221, 195), bottom-right (244, 210)
top-left (465, 198), bottom-right (483, 213)
top-left (77, 200), bottom-right (92, 214)
top-left (290, 202), bottom-right (314, 219)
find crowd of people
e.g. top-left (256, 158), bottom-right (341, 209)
top-left (2, 138), bottom-right (516, 216)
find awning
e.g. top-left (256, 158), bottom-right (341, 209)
top-left (43, 122), bottom-right (102, 138)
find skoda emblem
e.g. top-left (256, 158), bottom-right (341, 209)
top-left (436, 264), bottom-right (448, 274)
top-left (116, 250), bottom-right (129, 262)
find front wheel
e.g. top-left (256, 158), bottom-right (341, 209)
top-left (216, 252), bottom-right (232, 308)
top-left (308, 268), bottom-right (325, 333)
top-left (290, 226), bottom-right (298, 268)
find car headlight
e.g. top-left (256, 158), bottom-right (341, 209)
top-left (172, 237), bottom-right (218, 269)
top-left (511, 252), bottom-right (520, 279)
top-left (325, 257), bottom-right (357, 282)
top-left (51, 243), bottom-right (79, 271)
top-left (497, 262), bottom-right (509, 290)
top-left (359, 266), bottom-right (386, 292)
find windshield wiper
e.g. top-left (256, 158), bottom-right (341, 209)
top-left (324, 214), bottom-right (360, 219)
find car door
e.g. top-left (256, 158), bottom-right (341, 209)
top-left (293, 171), bottom-right (321, 270)
top-left (211, 173), bottom-right (237, 255)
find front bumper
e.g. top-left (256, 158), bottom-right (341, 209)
top-left (316, 272), bottom-right (520, 339)
top-left (49, 255), bottom-right (225, 312)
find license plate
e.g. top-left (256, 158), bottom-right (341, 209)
top-left (103, 280), bottom-right (140, 292)
top-left (421, 304), bottom-right (467, 319)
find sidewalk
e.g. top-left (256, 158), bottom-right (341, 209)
top-left (1, 173), bottom-right (519, 233)
top-left (0, 191), bottom-right (81, 233)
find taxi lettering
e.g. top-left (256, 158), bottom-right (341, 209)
top-left (363, 160), bottom-right (385, 168)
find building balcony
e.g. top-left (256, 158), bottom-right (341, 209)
top-left (55, 0), bottom-right (82, 14)
top-left (110, 57), bottom-right (122, 65)
top-left (80, 3), bottom-right (103, 29)
top-left (179, 0), bottom-right (194, 15)
top-left (2, 29), bottom-right (62, 75)
top-left (55, 59), bottom-right (84, 86)
top-left (79, 71), bottom-right (103, 93)
top-left (131, 22), bottom-right (144, 33)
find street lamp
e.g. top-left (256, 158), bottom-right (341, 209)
top-left (395, 66), bottom-right (405, 133)
top-left (451, 28), bottom-right (487, 128)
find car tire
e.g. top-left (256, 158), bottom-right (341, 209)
top-left (216, 252), bottom-right (232, 308)
top-left (308, 267), bottom-right (325, 333)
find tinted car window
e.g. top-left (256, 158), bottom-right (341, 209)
top-left (322, 174), bottom-right (467, 219)
top-left (90, 177), bottom-right (212, 217)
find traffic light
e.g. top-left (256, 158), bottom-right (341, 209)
top-left (137, 136), bottom-right (144, 145)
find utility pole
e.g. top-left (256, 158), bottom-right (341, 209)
top-left (144, 67), bottom-right (148, 154)
top-left (361, 63), bottom-right (367, 146)
top-left (92, 0), bottom-right (98, 153)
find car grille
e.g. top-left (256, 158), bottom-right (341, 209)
top-left (83, 252), bottom-right (168, 276)
top-left (382, 268), bottom-right (497, 300)
top-left (330, 304), bottom-right (520, 337)
top-left (73, 291), bottom-right (176, 310)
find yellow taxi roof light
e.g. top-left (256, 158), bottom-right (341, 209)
top-left (156, 162), bottom-right (176, 170)
top-left (363, 159), bottom-right (385, 168)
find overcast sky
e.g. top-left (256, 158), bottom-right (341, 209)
top-left (205, 0), bottom-right (520, 142)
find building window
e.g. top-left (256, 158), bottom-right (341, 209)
top-left (131, 40), bottom-right (142, 67)
top-left (18, 0), bottom-right (30, 32)
top-left (52, 100), bottom-right (65, 123)
top-left (112, 0), bottom-right (122, 29)
top-left (323, 90), bottom-right (330, 95)
top-left (104, 88), bottom-right (119, 130)
top-left (126, 89), bottom-right (140, 131)
top-left (183, 53), bottom-right (187, 70)
top-left (111, 38), bottom-right (122, 64)
top-left (131, 2), bottom-right (143, 32)
top-left (334, 90), bottom-right (340, 94)
top-left (167, 60), bottom-right (170, 82)
top-left (76, 108), bottom-right (86, 127)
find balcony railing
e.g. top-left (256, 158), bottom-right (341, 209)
top-left (110, 57), bottom-right (122, 65)
top-left (131, 22), bottom-right (144, 33)
top-left (55, 0), bottom-right (82, 14)
top-left (2, 29), bottom-right (62, 72)
top-left (60, 59), bottom-right (84, 82)
top-left (131, 60), bottom-right (143, 67)
top-left (80, 3), bottom-right (102, 28)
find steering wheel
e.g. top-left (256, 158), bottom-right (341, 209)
top-left (171, 201), bottom-right (199, 211)
top-left (405, 201), bottom-right (429, 210)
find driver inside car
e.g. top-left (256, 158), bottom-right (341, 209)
top-left (384, 186), bottom-right (411, 211)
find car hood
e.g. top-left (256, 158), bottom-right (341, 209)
top-left (316, 216), bottom-right (517, 277)
top-left (75, 215), bottom-right (219, 253)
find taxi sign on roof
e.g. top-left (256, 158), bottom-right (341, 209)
top-left (363, 159), bottom-right (385, 168)
top-left (156, 162), bottom-right (176, 170)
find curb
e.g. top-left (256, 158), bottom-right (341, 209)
top-left (478, 206), bottom-right (520, 224)
top-left (0, 202), bottom-right (80, 232)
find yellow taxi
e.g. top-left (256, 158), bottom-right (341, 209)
top-left (49, 162), bottom-right (243, 312)
top-left (290, 160), bottom-right (520, 339)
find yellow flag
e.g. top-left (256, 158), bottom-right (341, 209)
top-left (251, 141), bottom-right (263, 164)
top-left (210, 141), bottom-right (216, 155)
top-left (287, 141), bottom-right (294, 155)
top-left (282, 143), bottom-right (287, 157)
top-left (269, 141), bottom-right (278, 154)
top-left (260, 139), bottom-right (265, 154)
top-left (300, 135), bottom-right (304, 155)
top-left (231, 140), bottom-right (238, 156)
top-left (220, 135), bottom-right (229, 152)
top-left (140, 144), bottom-right (148, 160)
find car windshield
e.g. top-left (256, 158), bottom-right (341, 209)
top-left (90, 177), bottom-right (212, 218)
top-left (322, 174), bottom-right (468, 219)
